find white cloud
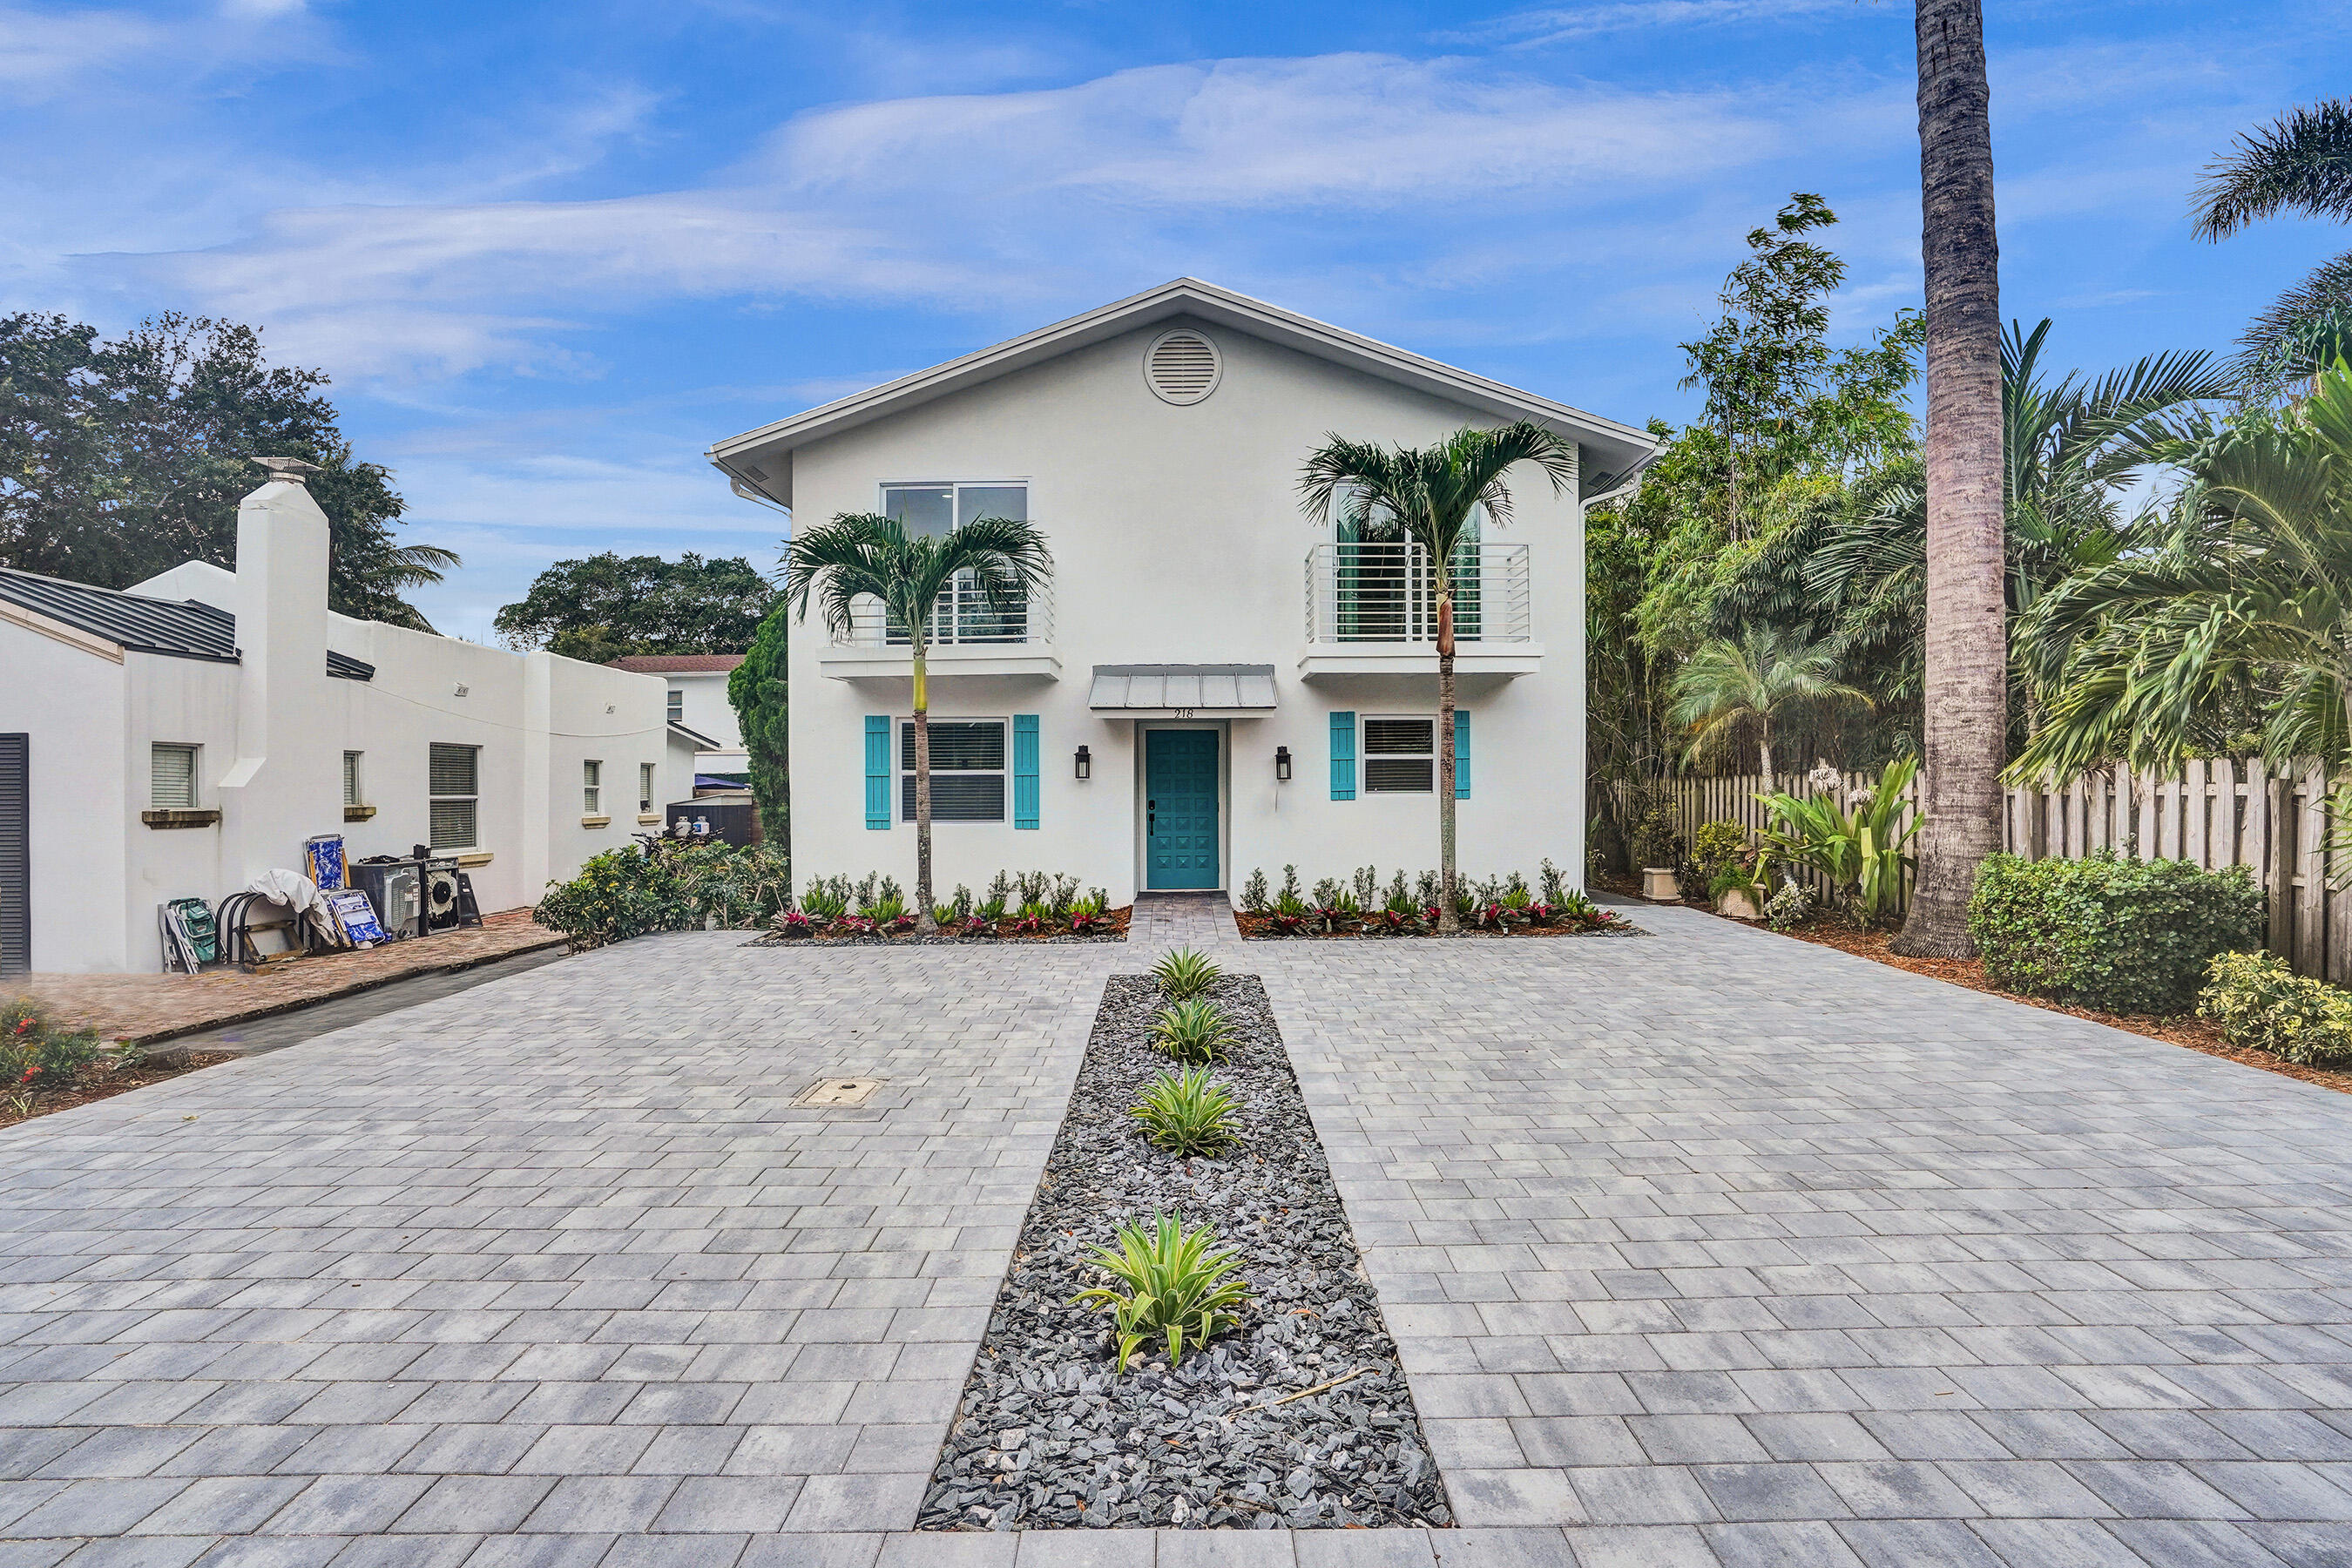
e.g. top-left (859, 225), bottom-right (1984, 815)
top-left (1456, 0), bottom-right (1860, 48)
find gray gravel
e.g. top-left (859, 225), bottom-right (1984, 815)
top-left (918, 973), bottom-right (1450, 1533)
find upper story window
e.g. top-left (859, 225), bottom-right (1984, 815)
top-left (342, 751), bottom-right (364, 807)
top-left (582, 760), bottom-right (602, 815)
top-left (882, 482), bottom-right (1027, 536)
top-left (152, 744), bottom-right (199, 809)
top-left (666, 689), bottom-right (683, 723)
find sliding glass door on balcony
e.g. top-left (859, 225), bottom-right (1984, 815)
top-left (839, 482), bottom-right (1046, 647)
top-left (1308, 541), bottom-right (1524, 645)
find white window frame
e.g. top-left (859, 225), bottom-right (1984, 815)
top-left (1361, 714), bottom-right (1437, 794)
top-left (151, 743), bottom-right (199, 810)
top-left (876, 479), bottom-right (1030, 533)
top-left (639, 761), bottom-right (657, 814)
top-left (666, 689), bottom-right (683, 723)
top-left (342, 750), bottom-right (364, 808)
top-left (582, 759), bottom-right (602, 814)
top-left (898, 714), bottom-right (1008, 825)
top-left (429, 742), bottom-right (481, 852)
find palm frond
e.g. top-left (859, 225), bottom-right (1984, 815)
top-left (2192, 98), bottom-right (2352, 241)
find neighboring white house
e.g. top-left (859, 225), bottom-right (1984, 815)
top-left (0, 470), bottom-right (669, 975)
top-left (606, 654), bottom-right (751, 798)
top-left (707, 279), bottom-right (1657, 905)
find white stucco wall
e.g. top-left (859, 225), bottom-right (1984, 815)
top-left (3, 483), bottom-right (671, 973)
top-left (669, 671), bottom-right (744, 752)
top-left (781, 315), bottom-right (1590, 905)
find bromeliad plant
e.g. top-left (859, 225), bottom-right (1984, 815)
top-left (1151, 947), bottom-right (1222, 1001)
top-left (1150, 1000), bottom-right (1235, 1064)
top-left (1071, 1212), bottom-right (1253, 1374)
top-left (1129, 1068), bottom-right (1240, 1155)
top-left (1755, 754), bottom-right (1921, 927)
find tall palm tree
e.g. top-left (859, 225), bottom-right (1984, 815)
top-left (784, 511), bottom-right (1052, 932)
top-left (1299, 422), bottom-right (1578, 932)
top-left (2192, 98), bottom-right (2352, 390)
top-left (1667, 627), bottom-right (1870, 791)
top-left (1895, 0), bottom-right (2008, 959)
top-left (2014, 357), bottom-right (2352, 787)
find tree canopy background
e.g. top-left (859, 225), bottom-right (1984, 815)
top-left (494, 552), bottom-right (780, 662)
top-left (0, 312), bottom-right (456, 630)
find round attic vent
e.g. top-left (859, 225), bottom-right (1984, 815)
top-left (1145, 328), bottom-right (1221, 405)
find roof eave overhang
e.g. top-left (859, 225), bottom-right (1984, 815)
top-left (706, 279), bottom-right (1660, 510)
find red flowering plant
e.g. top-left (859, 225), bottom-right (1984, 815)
top-left (833, 915), bottom-right (881, 939)
top-left (887, 911), bottom-right (918, 935)
top-left (0, 997), bottom-right (102, 1091)
top-left (1011, 914), bottom-right (1047, 936)
top-left (956, 914), bottom-right (996, 938)
top-left (772, 910), bottom-right (820, 938)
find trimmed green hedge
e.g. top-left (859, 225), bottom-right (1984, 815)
top-left (1966, 852), bottom-right (2265, 1016)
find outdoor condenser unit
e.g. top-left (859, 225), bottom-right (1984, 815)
top-left (422, 857), bottom-right (463, 932)
top-left (353, 860), bottom-right (422, 940)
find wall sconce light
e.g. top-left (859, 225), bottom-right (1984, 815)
top-left (1074, 745), bottom-right (1092, 781)
top-left (1274, 746), bottom-right (1293, 782)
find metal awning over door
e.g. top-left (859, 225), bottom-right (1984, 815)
top-left (1087, 664), bottom-right (1276, 717)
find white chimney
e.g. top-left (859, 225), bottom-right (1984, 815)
top-left (218, 459), bottom-right (336, 880)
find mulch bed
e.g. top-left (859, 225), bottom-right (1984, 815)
top-left (1758, 918), bottom-right (2352, 1098)
top-left (749, 907), bottom-right (1132, 947)
top-left (0, 1050), bottom-right (239, 1132)
top-left (920, 973), bottom-right (1448, 1532)
top-left (1233, 911), bottom-right (1639, 941)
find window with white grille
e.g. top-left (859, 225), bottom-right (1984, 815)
top-left (900, 719), bottom-right (1006, 823)
top-left (151, 744), bottom-right (198, 809)
top-left (666, 689), bottom-right (683, 723)
top-left (1145, 328), bottom-right (1221, 405)
top-left (1362, 717), bottom-right (1436, 794)
top-left (342, 751), bottom-right (363, 807)
top-left (429, 743), bottom-right (479, 850)
top-left (583, 760), bottom-right (602, 814)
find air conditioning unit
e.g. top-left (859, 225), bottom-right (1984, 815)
top-left (422, 857), bottom-right (463, 932)
top-left (353, 859), bottom-right (422, 940)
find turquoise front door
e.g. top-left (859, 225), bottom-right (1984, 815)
top-left (1145, 729), bottom-right (1220, 890)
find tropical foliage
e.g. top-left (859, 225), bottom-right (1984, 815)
top-left (1071, 1213), bottom-right (1252, 1374)
top-left (1666, 626), bottom-right (1869, 787)
top-left (533, 841), bottom-right (794, 950)
top-left (2193, 97), bottom-right (2352, 386)
top-left (2200, 951), bottom-right (2352, 1066)
top-left (1755, 755), bottom-right (1921, 928)
top-left (1150, 948), bottom-right (1222, 1002)
top-left (496, 551), bottom-right (779, 660)
top-left (729, 604), bottom-right (789, 845)
top-left (1129, 1069), bottom-right (1240, 1156)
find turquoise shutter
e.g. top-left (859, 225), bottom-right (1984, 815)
top-left (864, 715), bottom-right (890, 829)
top-left (1454, 710), bottom-right (1471, 799)
top-left (1329, 712), bottom-right (1355, 801)
top-left (1013, 714), bottom-right (1039, 829)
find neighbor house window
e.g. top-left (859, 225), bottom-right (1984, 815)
top-left (900, 718), bottom-right (1005, 822)
top-left (1362, 717), bottom-right (1436, 793)
top-left (582, 760), bottom-right (602, 814)
top-left (666, 689), bottom-right (683, 723)
top-left (342, 751), bottom-right (363, 807)
top-left (429, 743), bottom-right (480, 850)
top-left (639, 762), bottom-right (657, 814)
top-left (151, 744), bottom-right (199, 809)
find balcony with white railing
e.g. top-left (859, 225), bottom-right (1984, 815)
top-left (1301, 541), bottom-right (1540, 677)
top-left (816, 576), bottom-right (1059, 679)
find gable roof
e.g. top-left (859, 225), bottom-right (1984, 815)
top-left (707, 278), bottom-right (1659, 509)
top-left (609, 654), bottom-right (746, 674)
top-left (0, 567), bottom-right (375, 680)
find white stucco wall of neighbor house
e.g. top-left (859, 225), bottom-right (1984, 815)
top-left (671, 671), bottom-right (745, 753)
top-left (779, 314), bottom-right (1594, 907)
top-left (0, 477), bottom-right (671, 973)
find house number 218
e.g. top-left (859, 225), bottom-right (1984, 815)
top-left (1169, 708), bottom-right (1196, 718)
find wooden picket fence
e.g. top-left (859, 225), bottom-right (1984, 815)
top-left (1618, 757), bottom-right (2351, 983)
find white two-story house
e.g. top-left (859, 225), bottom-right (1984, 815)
top-left (706, 280), bottom-right (1656, 905)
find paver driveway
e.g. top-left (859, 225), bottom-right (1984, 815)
top-left (0, 904), bottom-right (2347, 1567)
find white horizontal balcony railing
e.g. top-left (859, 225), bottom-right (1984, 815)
top-left (1304, 542), bottom-right (1531, 645)
top-left (840, 577), bottom-right (1054, 649)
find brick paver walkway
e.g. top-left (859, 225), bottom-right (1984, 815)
top-left (0, 908), bottom-right (2347, 1566)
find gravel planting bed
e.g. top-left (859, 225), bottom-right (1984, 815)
top-left (919, 972), bottom-right (1449, 1533)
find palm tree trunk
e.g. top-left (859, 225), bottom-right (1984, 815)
top-left (912, 645), bottom-right (937, 934)
top-left (1436, 591), bottom-right (1461, 935)
top-left (1893, 0), bottom-right (2008, 959)
top-left (1759, 727), bottom-right (1774, 797)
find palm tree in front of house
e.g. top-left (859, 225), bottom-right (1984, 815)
top-left (1667, 626), bottom-right (1871, 793)
top-left (784, 511), bottom-right (1052, 933)
top-left (1895, 0), bottom-right (2008, 959)
top-left (1298, 422), bottom-right (1578, 933)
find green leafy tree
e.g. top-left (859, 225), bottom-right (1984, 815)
top-left (0, 312), bottom-right (455, 628)
top-left (729, 604), bottom-right (790, 851)
top-left (1666, 626), bottom-right (1870, 790)
top-left (496, 551), bottom-right (778, 657)
top-left (783, 511), bottom-right (1051, 932)
top-left (1299, 422), bottom-right (1577, 931)
top-left (2193, 98), bottom-right (2352, 385)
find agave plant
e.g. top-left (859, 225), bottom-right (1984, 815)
top-left (1129, 1069), bottom-right (1239, 1155)
top-left (1150, 1000), bottom-right (1234, 1063)
top-left (1150, 948), bottom-right (1222, 1001)
top-left (1754, 754), bottom-right (1921, 926)
top-left (1071, 1212), bottom-right (1252, 1373)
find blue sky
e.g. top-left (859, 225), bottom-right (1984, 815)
top-left (6, 0), bottom-right (2346, 638)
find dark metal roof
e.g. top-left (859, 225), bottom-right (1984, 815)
top-left (0, 568), bottom-right (375, 680)
top-left (668, 720), bottom-right (723, 749)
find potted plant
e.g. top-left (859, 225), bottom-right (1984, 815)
top-left (1629, 800), bottom-right (1684, 902)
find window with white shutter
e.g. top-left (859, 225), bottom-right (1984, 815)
top-left (429, 743), bottom-right (480, 850)
top-left (342, 751), bottom-right (364, 807)
top-left (151, 744), bottom-right (198, 809)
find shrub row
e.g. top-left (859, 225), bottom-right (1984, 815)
top-left (1965, 852), bottom-right (2266, 1017)
top-left (2198, 952), bottom-right (2352, 1066)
